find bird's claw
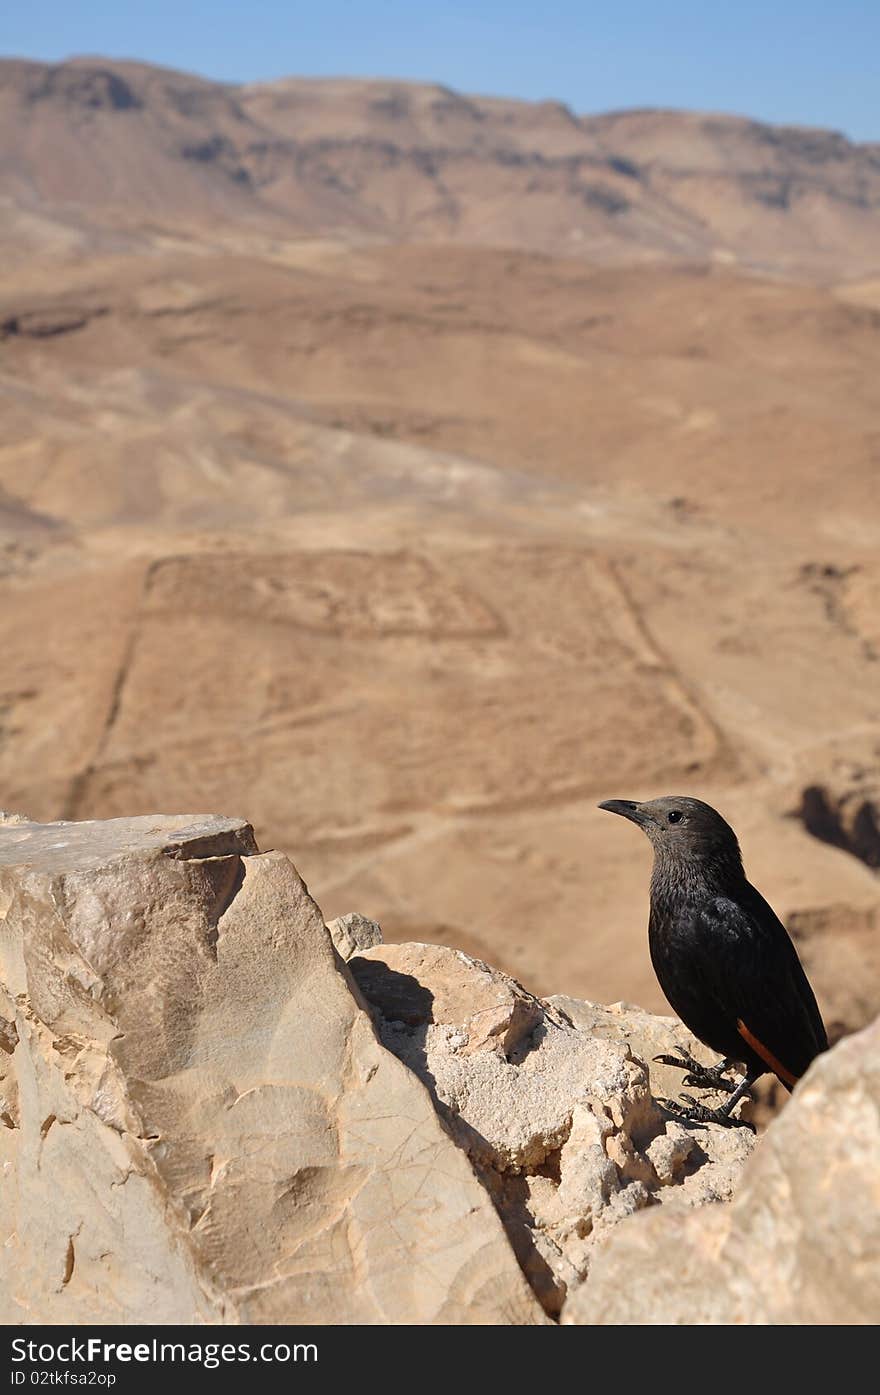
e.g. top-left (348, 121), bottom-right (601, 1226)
top-left (653, 1050), bottom-right (703, 1072)
top-left (656, 1094), bottom-right (755, 1132)
top-left (653, 1051), bottom-right (737, 1093)
top-left (682, 1068), bottom-right (737, 1093)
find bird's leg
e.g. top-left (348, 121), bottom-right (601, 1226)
top-left (656, 1068), bottom-right (760, 1131)
top-left (714, 1071), bottom-right (758, 1118)
top-left (684, 1055), bottom-right (738, 1093)
top-left (653, 1051), bottom-right (738, 1093)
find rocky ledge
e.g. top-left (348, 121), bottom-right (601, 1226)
top-left (0, 814), bottom-right (876, 1324)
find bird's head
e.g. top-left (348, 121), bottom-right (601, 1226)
top-left (598, 795), bottom-right (742, 866)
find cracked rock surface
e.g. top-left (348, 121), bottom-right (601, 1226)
top-left (0, 815), bottom-right (544, 1325)
top-left (350, 942), bottom-right (754, 1315)
top-left (563, 1017), bottom-right (880, 1324)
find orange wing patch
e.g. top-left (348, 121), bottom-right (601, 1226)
top-left (736, 1019), bottom-right (798, 1088)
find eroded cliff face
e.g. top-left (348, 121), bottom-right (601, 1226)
top-left (345, 941), bottom-right (754, 1315)
top-left (0, 814), bottom-right (543, 1325)
top-left (0, 813), bottom-right (876, 1325)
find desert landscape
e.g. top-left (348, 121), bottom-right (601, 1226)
top-left (2, 54), bottom-right (880, 1036)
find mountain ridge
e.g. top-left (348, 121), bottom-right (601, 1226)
top-left (3, 56), bottom-right (880, 277)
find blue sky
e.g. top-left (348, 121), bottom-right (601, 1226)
top-left (5, 1), bottom-right (879, 140)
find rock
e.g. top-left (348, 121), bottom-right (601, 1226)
top-left (351, 941), bottom-right (543, 1055)
top-left (548, 995), bottom-right (731, 1112)
top-left (563, 1016), bottom-right (880, 1325)
top-left (326, 910), bottom-right (383, 961)
top-left (350, 942), bottom-right (755, 1315)
top-left (0, 815), bottom-right (544, 1325)
top-left (646, 1123), bottom-right (696, 1184)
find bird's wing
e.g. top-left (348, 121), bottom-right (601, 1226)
top-left (694, 894), bottom-right (827, 1084)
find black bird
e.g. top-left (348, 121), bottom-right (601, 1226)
top-left (599, 795), bottom-right (828, 1127)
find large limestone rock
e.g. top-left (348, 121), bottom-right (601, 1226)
top-left (563, 1016), bottom-right (880, 1325)
top-left (349, 942), bottom-right (754, 1314)
top-left (0, 815), bottom-right (544, 1325)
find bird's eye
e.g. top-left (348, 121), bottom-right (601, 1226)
top-left (667, 810), bottom-right (683, 824)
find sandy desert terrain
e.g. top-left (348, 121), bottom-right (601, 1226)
top-left (1, 57), bottom-right (879, 1034)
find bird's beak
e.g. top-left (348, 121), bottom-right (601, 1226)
top-left (598, 799), bottom-right (650, 826)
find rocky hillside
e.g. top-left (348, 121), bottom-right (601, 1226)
top-left (1, 811), bottom-right (876, 1323)
top-left (2, 57), bottom-right (880, 276)
top-left (2, 54), bottom-right (880, 1082)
